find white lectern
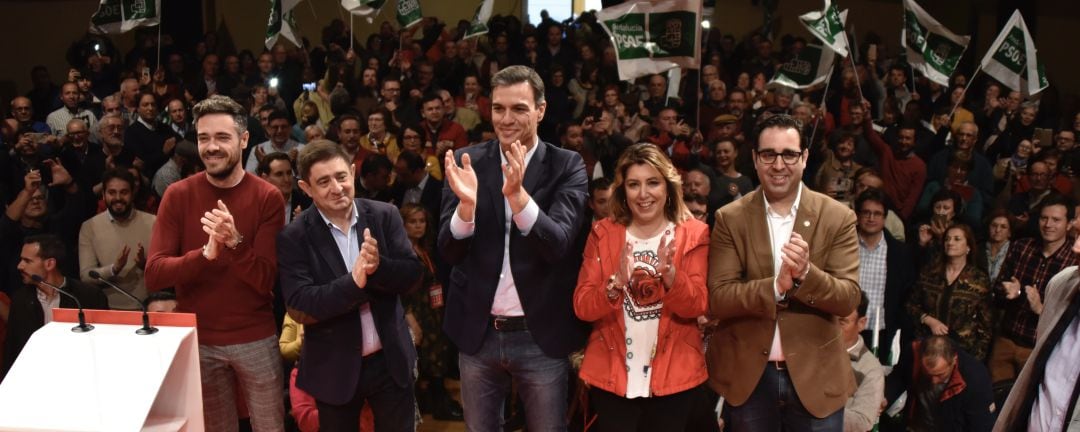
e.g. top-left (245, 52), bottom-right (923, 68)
top-left (0, 309), bottom-right (203, 431)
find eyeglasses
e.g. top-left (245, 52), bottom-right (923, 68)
top-left (12, 106), bottom-right (31, 112)
top-left (755, 149), bottom-right (804, 165)
top-left (858, 210), bottom-right (885, 219)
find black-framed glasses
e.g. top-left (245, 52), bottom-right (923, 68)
top-left (755, 149), bottom-right (804, 165)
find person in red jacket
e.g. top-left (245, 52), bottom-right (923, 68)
top-left (574, 143), bottom-right (709, 430)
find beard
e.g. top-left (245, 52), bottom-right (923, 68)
top-left (202, 151), bottom-right (240, 179)
top-left (107, 200), bottom-right (133, 220)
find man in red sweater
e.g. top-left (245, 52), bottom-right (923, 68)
top-left (146, 95), bottom-right (286, 432)
top-left (861, 101), bottom-right (926, 221)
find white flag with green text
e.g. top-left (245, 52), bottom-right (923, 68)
top-left (980, 10), bottom-right (1048, 96)
top-left (901, 0), bottom-right (970, 87)
top-left (769, 44), bottom-right (836, 90)
top-left (266, 0), bottom-right (301, 50)
top-left (597, 0), bottom-right (701, 81)
top-left (799, 0), bottom-right (848, 57)
top-left (89, 0), bottom-right (160, 34)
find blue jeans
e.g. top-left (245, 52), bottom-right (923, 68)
top-left (458, 328), bottom-right (569, 432)
top-left (725, 365), bottom-right (843, 432)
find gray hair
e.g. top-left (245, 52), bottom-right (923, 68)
top-left (192, 95), bottom-right (248, 137)
top-left (491, 65), bottom-right (546, 107)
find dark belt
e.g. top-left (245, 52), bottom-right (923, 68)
top-left (491, 315), bottom-right (528, 332)
top-left (770, 360), bottom-right (787, 370)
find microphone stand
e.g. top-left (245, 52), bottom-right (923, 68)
top-left (88, 270), bottom-right (158, 335)
top-left (30, 274), bottom-right (93, 333)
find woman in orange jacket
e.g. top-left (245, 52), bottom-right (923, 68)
top-left (574, 143), bottom-right (710, 430)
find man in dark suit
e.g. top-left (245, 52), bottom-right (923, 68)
top-left (390, 150), bottom-right (441, 220)
top-left (277, 141), bottom-right (423, 431)
top-left (439, 65), bottom-right (590, 431)
top-left (124, 92), bottom-right (175, 179)
top-left (707, 114), bottom-right (861, 430)
top-left (3, 234), bottom-right (108, 379)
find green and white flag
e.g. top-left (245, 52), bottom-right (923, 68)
top-left (341, 0), bottom-right (386, 24)
top-left (901, 0), bottom-right (970, 87)
top-left (799, 0), bottom-right (848, 57)
top-left (597, 0), bottom-right (701, 81)
top-left (89, 0), bottom-right (160, 34)
top-left (769, 44), bottom-right (836, 89)
top-left (266, 0), bottom-right (301, 50)
top-left (396, 0), bottom-right (423, 29)
top-left (464, 0), bottom-right (494, 40)
top-left (980, 10), bottom-right (1048, 96)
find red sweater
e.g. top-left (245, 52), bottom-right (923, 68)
top-left (864, 121), bottom-right (927, 220)
top-left (146, 173), bottom-right (284, 345)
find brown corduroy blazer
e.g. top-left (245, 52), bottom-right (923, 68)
top-left (706, 186), bottom-right (861, 418)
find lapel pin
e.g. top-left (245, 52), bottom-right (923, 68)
top-left (803, 220), bottom-right (810, 227)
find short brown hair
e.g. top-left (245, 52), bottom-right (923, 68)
top-left (192, 95), bottom-right (248, 136)
top-left (297, 139), bottom-right (349, 182)
top-left (610, 143), bottom-right (690, 225)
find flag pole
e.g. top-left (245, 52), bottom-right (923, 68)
top-left (808, 61), bottom-right (837, 149)
top-left (156, 0), bottom-right (163, 69)
top-left (350, 14), bottom-right (354, 52)
top-left (842, 30), bottom-right (865, 102)
top-left (948, 67), bottom-right (980, 121)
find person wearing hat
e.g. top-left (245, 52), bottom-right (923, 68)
top-left (152, 138), bottom-right (200, 197)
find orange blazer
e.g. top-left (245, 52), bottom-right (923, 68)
top-left (574, 217), bottom-right (709, 397)
top-left (706, 187), bottom-right (860, 418)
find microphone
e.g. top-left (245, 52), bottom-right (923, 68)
top-left (30, 274), bottom-right (94, 333)
top-left (89, 270), bottom-right (158, 335)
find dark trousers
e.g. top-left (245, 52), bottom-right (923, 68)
top-left (316, 351), bottom-right (415, 432)
top-left (589, 387), bottom-right (695, 431)
top-left (725, 365), bottom-right (843, 432)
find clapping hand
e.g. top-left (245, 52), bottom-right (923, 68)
top-left (444, 149), bottom-right (478, 220)
top-left (656, 232), bottom-right (676, 289)
top-left (501, 140), bottom-right (531, 212)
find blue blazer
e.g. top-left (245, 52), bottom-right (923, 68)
top-left (438, 139), bottom-right (590, 358)
top-left (277, 198), bottom-right (422, 405)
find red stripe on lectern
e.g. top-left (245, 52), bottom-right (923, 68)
top-left (53, 308), bottom-right (196, 327)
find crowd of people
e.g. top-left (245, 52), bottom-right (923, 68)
top-left (0, 6), bottom-right (1078, 432)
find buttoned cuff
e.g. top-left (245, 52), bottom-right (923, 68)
top-left (450, 207), bottom-right (475, 239)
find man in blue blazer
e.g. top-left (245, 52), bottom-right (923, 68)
top-left (277, 140), bottom-right (422, 431)
top-left (439, 65), bottom-right (590, 431)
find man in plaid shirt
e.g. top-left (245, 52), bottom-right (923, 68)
top-left (989, 194), bottom-right (1078, 384)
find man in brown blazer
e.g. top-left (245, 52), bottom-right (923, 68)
top-left (994, 234), bottom-right (1080, 432)
top-left (707, 114), bottom-right (861, 431)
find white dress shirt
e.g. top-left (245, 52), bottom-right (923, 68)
top-left (764, 184), bottom-right (805, 362)
top-left (449, 140), bottom-right (540, 317)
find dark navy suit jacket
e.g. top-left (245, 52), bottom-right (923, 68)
top-left (438, 139), bottom-right (590, 358)
top-left (277, 198), bottom-right (422, 405)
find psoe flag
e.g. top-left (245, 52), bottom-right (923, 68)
top-left (980, 10), bottom-right (1048, 96)
top-left (342, 0), bottom-right (387, 24)
top-left (464, 0), bottom-right (494, 40)
top-left (769, 44), bottom-right (836, 90)
top-left (89, 0), bottom-right (160, 34)
top-left (266, 0), bottom-right (302, 50)
top-left (901, 0), bottom-right (970, 87)
top-left (799, 0), bottom-right (848, 57)
top-left (597, 0), bottom-right (702, 81)
top-left (396, 0), bottom-right (423, 29)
